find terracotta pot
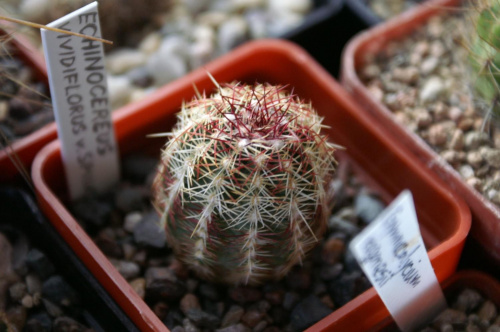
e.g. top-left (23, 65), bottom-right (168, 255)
top-left (32, 39), bottom-right (470, 331)
top-left (0, 28), bottom-right (56, 184)
top-left (340, 0), bottom-right (500, 269)
top-left (0, 187), bottom-right (138, 331)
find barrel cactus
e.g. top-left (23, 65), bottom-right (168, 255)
top-left (468, 0), bottom-right (500, 125)
top-left (153, 80), bottom-right (338, 285)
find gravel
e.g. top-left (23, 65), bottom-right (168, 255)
top-left (0, 231), bottom-right (93, 331)
top-left (0, 44), bottom-right (53, 147)
top-left (359, 14), bottom-right (500, 208)
top-left (421, 288), bottom-right (500, 331)
top-left (70, 153), bottom-right (387, 331)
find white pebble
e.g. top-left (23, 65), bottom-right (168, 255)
top-left (420, 57), bottom-right (439, 76)
top-left (189, 40), bottom-right (215, 69)
top-left (139, 32), bottom-right (162, 55)
top-left (459, 165), bottom-right (475, 179)
top-left (19, 0), bottom-right (50, 21)
top-left (106, 49), bottom-right (147, 75)
top-left (107, 75), bottom-right (133, 110)
top-left (266, 11), bottom-right (303, 37)
top-left (419, 77), bottom-right (446, 103)
top-left (245, 10), bottom-right (269, 39)
top-left (268, 0), bottom-right (312, 15)
top-left (124, 212), bottom-right (143, 233)
top-left (217, 16), bottom-right (248, 54)
top-left (146, 36), bottom-right (189, 86)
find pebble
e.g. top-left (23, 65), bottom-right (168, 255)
top-left (9, 282), bottom-right (27, 303)
top-left (106, 48), bottom-right (148, 75)
top-left (419, 77), bottom-right (446, 103)
top-left (354, 192), bottom-right (385, 223)
top-left (420, 56), bottom-right (439, 76)
top-left (138, 32), bottom-right (162, 55)
top-left (25, 312), bottom-right (52, 332)
top-left (53, 316), bottom-right (87, 332)
top-left (145, 267), bottom-right (186, 301)
top-left (124, 212), bottom-right (143, 233)
top-left (146, 36), bottom-right (189, 86)
top-left (6, 305), bottom-right (27, 331)
top-left (42, 299), bottom-right (63, 318)
top-left (110, 259), bottom-right (141, 280)
top-left (467, 151), bottom-right (484, 169)
top-left (432, 308), bottom-right (467, 327)
top-left (482, 148), bottom-right (500, 168)
top-left (449, 129), bottom-right (465, 151)
top-left (25, 249), bottom-right (55, 281)
top-left (95, 229), bottom-right (123, 258)
top-left (464, 132), bottom-right (490, 151)
top-left (290, 295), bottom-right (332, 332)
top-left (427, 123), bottom-right (448, 147)
top-left (229, 287), bottom-right (263, 304)
top-left (478, 301), bottom-right (498, 323)
top-left (71, 197), bottom-right (113, 228)
top-left (25, 274), bottom-right (42, 295)
top-left (269, 0), bottom-right (311, 15)
top-left (186, 308), bottom-right (221, 329)
top-left (321, 236), bottom-right (345, 265)
top-left (240, 309), bottom-right (264, 328)
top-left (180, 293), bottom-right (201, 315)
top-left (217, 16), bottom-right (248, 54)
top-left (221, 305), bottom-right (245, 327)
top-left (115, 186), bottom-right (148, 213)
top-left (183, 317), bottom-right (201, 332)
top-left (283, 292), bottom-right (301, 311)
top-left (133, 212), bottom-right (166, 248)
top-left (42, 275), bottom-right (78, 307)
top-left (107, 75), bottom-right (133, 110)
top-left (216, 323), bottom-right (251, 332)
top-left (129, 278), bottom-right (146, 299)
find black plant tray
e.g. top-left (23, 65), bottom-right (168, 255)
top-left (283, 0), bottom-right (367, 77)
top-left (345, 0), bottom-right (428, 27)
top-left (0, 187), bottom-right (139, 332)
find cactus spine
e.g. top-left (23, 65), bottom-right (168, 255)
top-left (468, 0), bottom-right (500, 125)
top-left (153, 81), bottom-right (338, 285)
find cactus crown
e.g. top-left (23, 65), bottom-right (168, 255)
top-left (153, 81), bottom-right (338, 285)
top-left (468, 0), bottom-right (500, 124)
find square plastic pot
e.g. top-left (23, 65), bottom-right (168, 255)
top-left (32, 39), bottom-right (470, 332)
top-left (0, 187), bottom-right (138, 331)
top-left (340, 0), bottom-right (500, 267)
top-left (0, 28), bottom-right (56, 184)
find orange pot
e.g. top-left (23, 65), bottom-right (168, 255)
top-left (33, 39), bottom-right (470, 331)
top-left (340, 0), bottom-right (500, 267)
top-left (0, 28), bottom-right (57, 184)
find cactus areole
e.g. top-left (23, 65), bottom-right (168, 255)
top-left (153, 81), bottom-right (338, 285)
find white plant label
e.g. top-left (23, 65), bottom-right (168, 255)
top-left (349, 190), bottom-right (446, 332)
top-left (41, 2), bottom-right (119, 200)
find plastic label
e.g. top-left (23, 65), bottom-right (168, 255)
top-left (349, 190), bottom-right (446, 331)
top-left (41, 2), bottom-right (119, 200)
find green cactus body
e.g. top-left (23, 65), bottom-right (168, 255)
top-left (153, 82), bottom-right (338, 285)
top-left (469, 0), bottom-right (500, 121)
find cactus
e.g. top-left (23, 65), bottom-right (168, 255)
top-left (153, 81), bottom-right (338, 285)
top-left (468, 0), bottom-right (500, 125)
